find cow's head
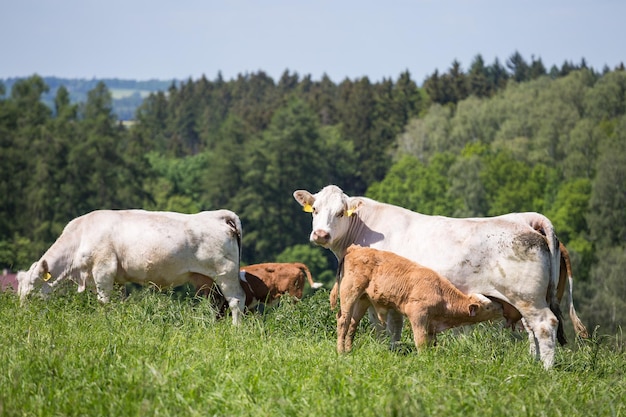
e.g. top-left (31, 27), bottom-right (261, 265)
top-left (467, 293), bottom-right (503, 321)
top-left (293, 185), bottom-right (363, 249)
top-left (17, 260), bottom-right (53, 301)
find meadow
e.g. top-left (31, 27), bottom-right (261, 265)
top-left (1, 289), bottom-right (624, 417)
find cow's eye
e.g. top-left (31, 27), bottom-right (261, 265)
top-left (337, 211), bottom-right (344, 218)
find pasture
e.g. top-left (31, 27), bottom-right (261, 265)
top-left (1, 289), bottom-right (624, 416)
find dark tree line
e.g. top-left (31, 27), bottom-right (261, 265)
top-left (422, 51), bottom-right (612, 106)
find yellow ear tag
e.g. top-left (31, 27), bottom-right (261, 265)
top-left (43, 272), bottom-right (52, 282)
top-left (346, 208), bottom-right (355, 217)
top-left (303, 204), bottom-right (314, 213)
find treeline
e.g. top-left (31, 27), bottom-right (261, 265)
top-left (0, 77), bottom-right (174, 121)
top-left (1, 52), bottom-right (624, 334)
top-left (423, 52), bottom-right (618, 106)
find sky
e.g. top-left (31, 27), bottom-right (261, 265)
top-left (2, 0), bottom-right (625, 84)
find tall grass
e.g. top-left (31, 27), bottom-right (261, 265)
top-left (1, 289), bottom-right (624, 417)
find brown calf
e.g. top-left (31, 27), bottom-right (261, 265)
top-left (335, 245), bottom-right (502, 353)
top-left (209, 262), bottom-right (323, 316)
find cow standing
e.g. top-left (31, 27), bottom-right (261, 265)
top-left (17, 209), bottom-right (246, 325)
top-left (293, 185), bottom-right (580, 369)
top-left (335, 245), bottom-right (503, 353)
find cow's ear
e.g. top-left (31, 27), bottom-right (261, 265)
top-left (468, 304), bottom-right (479, 317)
top-left (293, 190), bottom-right (315, 210)
top-left (346, 198), bottom-right (364, 217)
top-left (40, 260), bottom-right (52, 282)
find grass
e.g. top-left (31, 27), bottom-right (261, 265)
top-left (1, 289), bottom-right (624, 417)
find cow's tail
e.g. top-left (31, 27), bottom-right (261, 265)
top-left (559, 244), bottom-right (590, 339)
top-left (529, 214), bottom-right (567, 346)
top-left (225, 213), bottom-right (243, 267)
top-left (297, 263), bottom-right (323, 289)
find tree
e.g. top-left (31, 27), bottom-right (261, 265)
top-left (582, 246), bottom-right (626, 333)
top-left (486, 57), bottom-right (509, 91)
top-left (337, 77), bottom-right (377, 194)
top-left (64, 82), bottom-right (142, 214)
top-left (446, 143), bottom-right (489, 217)
top-left (366, 153), bottom-right (459, 216)
top-left (584, 70), bottom-right (626, 120)
top-left (507, 51), bottom-right (530, 82)
top-left (481, 150), bottom-right (552, 215)
top-left (468, 54), bottom-right (490, 97)
top-left (587, 119), bottom-right (626, 248)
top-left (232, 99), bottom-right (329, 263)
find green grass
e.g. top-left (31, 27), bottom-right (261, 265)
top-left (1, 289), bottom-right (624, 417)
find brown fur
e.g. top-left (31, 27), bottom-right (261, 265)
top-left (335, 245), bottom-right (502, 353)
top-left (207, 262), bottom-right (322, 317)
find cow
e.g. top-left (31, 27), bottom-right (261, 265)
top-left (208, 262), bottom-right (324, 316)
top-left (16, 209), bottom-right (246, 325)
top-left (240, 262), bottom-right (324, 308)
top-left (293, 184), bottom-right (570, 368)
top-left (334, 245), bottom-right (503, 353)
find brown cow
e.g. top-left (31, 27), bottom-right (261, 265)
top-left (334, 245), bottom-right (502, 353)
top-left (208, 262), bottom-right (323, 316)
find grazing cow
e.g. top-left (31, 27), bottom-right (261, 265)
top-left (17, 209), bottom-right (246, 324)
top-left (294, 185), bottom-right (568, 368)
top-left (240, 262), bottom-right (323, 308)
top-left (209, 263), bottom-right (324, 316)
top-left (334, 245), bottom-right (503, 353)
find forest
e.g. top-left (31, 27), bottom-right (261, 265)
top-left (1, 52), bottom-right (624, 335)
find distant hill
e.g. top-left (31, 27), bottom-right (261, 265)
top-left (1, 77), bottom-right (176, 120)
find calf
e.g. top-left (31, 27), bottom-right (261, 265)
top-left (240, 263), bottom-right (323, 308)
top-left (208, 262), bottom-right (323, 316)
top-left (334, 245), bottom-right (502, 353)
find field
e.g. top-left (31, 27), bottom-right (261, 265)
top-left (1, 289), bottom-right (624, 417)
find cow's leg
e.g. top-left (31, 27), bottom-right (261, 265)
top-left (93, 274), bottom-right (114, 303)
top-left (521, 317), bottom-right (538, 357)
top-left (387, 309), bottom-right (405, 347)
top-left (338, 282), bottom-right (367, 353)
top-left (91, 259), bottom-right (117, 303)
top-left (367, 306), bottom-right (387, 338)
top-left (407, 307), bottom-right (431, 350)
top-left (345, 296), bottom-right (370, 352)
top-left (214, 273), bottom-right (246, 325)
top-left (337, 302), bottom-right (353, 353)
top-left (519, 306), bottom-right (558, 369)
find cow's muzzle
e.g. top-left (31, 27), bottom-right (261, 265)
top-left (311, 230), bottom-right (331, 245)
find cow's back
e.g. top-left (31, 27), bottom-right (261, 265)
top-left (360, 207), bottom-right (552, 300)
top-left (56, 210), bottom-right (240, 288)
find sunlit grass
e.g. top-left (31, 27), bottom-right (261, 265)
top-left (0, 289), bottom-right (623, 416)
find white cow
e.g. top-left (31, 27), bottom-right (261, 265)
top-left (294, 185), bottom-right (566, 369)
top-left (17, 209), bottom-right (246, 324)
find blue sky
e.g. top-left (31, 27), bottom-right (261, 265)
top-left (2, 0), bottom-right (624, 84)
